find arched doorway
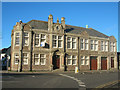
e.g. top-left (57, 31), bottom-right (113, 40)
top-left (53, 55), bottom-right (60, 70)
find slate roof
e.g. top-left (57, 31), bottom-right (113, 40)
top-left (65, 25), bottom-right (109, 38)
top-left (27, 20), bottom-right (48, 30)
top-left (27, 20), bottom-right (109, 38)
top-left (0, 46), bottom-right (11, 55)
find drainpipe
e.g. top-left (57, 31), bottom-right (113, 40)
top-left (18, 21), bottom-right (23, 72)
top-left (78, 37), bottom-right (80, 71)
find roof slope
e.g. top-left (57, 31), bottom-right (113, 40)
top-left (27, 20), bottom-right (109, 38)
top-left (65, 25), bottom-right (109, 38)
top-left (27, 20), bottom-right (48, 30)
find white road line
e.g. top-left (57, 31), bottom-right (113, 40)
top-left (59, 74), bottom-right (86, 87)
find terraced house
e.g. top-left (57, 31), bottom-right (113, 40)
top-left (11, 14), bottom-right (118, 71)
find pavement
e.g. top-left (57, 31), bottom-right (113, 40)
top-left (1, 69), bottom-right (119, 74)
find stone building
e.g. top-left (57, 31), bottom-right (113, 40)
top-left (11, 14), bottom-right (118, 71)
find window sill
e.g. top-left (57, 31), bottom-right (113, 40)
top-left (15, 45), bottom-right (19, 46)
top-left (23, 64), bottom-right (28, 65)
top-left (72, 64), bottom-right (77, 65)
top-left (35, 45), bottom-right (40, 47)
top-left (23, 45), bottom-right (29, 46)
top-left (58, 47), bottom-right (63, 48)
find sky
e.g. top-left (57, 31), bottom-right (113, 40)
top-left (1, 2), bottom-right (118, 50)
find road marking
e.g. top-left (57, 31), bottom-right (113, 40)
top-left (32, 76), bottom-right (35, 77)
top-left (59, 74), bottom-right (86, 87)
top-left (96, 80), bottom-right (120, 88)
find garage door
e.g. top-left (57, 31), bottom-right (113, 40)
top-left (101, 57), bottom-right (107, 70)
top-left (90, 56), bottom-right (97, 70)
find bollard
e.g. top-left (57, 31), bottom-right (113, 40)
top-left (75, 66), bottom-right (79, 73)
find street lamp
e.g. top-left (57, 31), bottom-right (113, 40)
top-left (7, 55), bottom-right (10, 72)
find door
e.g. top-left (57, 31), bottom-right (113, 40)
top-left (111, 57), bottom-right (114, 68)
top-left (101, 57), bottom-right (107, 70)
top-left (90, 56), bottom-right (97, 70)
top-left (53, 55), bottom-right (60, 69)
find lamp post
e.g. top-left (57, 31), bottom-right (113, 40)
top-left (7, 55), bottom-right (10, 72)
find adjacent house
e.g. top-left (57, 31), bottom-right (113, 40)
top-left (10, 14), bottom-right (118, 71)
top-left (117, 52), bottom-right (120, 69)
top-left (0, 46), bottom-right (11, 70)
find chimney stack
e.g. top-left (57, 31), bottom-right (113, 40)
top-left (61, 17), bottom-right (65, 29)
top-left (19, 20), bottom-right (22, 24)
top-left (86, 25), bottom-right (88, 28)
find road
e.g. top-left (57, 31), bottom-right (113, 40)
top-left (2, 73), bottom-right (80, 88)
top-left (1, 71), bottom-right (119, 89)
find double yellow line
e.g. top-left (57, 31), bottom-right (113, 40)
top-left (96, 80), bottom-right (120, 88)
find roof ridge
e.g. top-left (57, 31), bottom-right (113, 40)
top-left (66, 24), bottom-right (85, 29)
top-left (27, 20), bottom-right (48, 23)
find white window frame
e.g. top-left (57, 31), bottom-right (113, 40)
top-left (34, 54), bottom-right (40, 65)
top-left (94, 40), bottom-right (98, 51)
top-left (101, 41), bottom-right (104, 51)
top-left (58, 36), bottom-right (63, 48)
top-left (14, 53), bottom-right (19, 65)
top-left (67, 55), bottom-right (72, 65)
top-left (90, 40), bottom-right (94, 51)
top-left (15, 32), bottom-right (20, 46)
top-left (52, 35), bottom-right (63, 48)
top-left (110, 42), bottom-right (113, 52)
top-left (35, 34), bottom-right (40, 47)
top-left (41, 34), bottom-right (46, 43)
top-left (67, 37), bottom-right (76, 49)
top-left (35, 33), bottom-right (46, 47)
top-left (40, 54), bottom-right (46, 65)
top-left (81, 56), bottom-right (84, 65)
top-left (85, 39), bottom-right (88, 50)
top-left (90, 40), bottom-right (98, 51)
top-left (23, 53), bottom-right (28, 65)
top-left (67, 55), bottom-right (77, 65)
top-left (113, 42), bottom-right (115, 52)
top-left (67, 37), bottom-right (72, 49)
top-left (81, 56), bottom-right (89, 65)
top-left (72, 55), bottom-right (77, 65)
top-left (105, 41), bottom-right (108, 51)
top-left (85, 56), bottom-right (89, 65)
top-left (23, 32), bottom-right (29, 46)
top-left (80, 39), bottom-right (84, 50)
top-left (72, 38), bottom-right (76, 49)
